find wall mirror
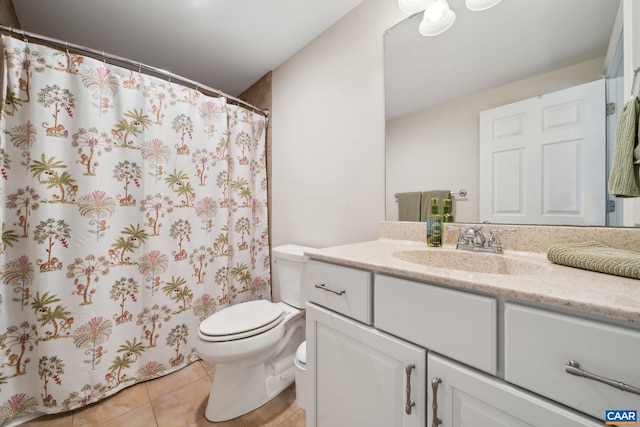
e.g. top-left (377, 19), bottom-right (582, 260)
top-left (384, 0), bottom-right (634, 226)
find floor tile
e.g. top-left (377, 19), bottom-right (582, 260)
top-left (14, 360), bottom-right (302, 427)
top-left (20, 412), bottom-right (73, 427)
top-left (240, 385), bottom-right (299, 427)
top-left (152, 376), bottom-right (212, 427)
top-left (276, 409), bottom-right (306, 427)
top-left (199, 360), bottom-right (216, 376)
top-left (146, 361), bottom-right (208, 401)
top-left (99, 402), bottom-right (157, 427)
top-left (72, 382), bottom-right (150, 427)
top-left (188, 416), bottom-right (246, 427)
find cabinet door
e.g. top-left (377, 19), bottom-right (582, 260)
top-left (428, 353), bottom-right (601, 427)
top-left (306, 303), bottom-right (426, 427)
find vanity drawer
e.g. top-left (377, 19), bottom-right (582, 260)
top-left (306, 260), bottom-right (373, 325)
top-left (505, 304), bottom-right (640, 421)
top-left (374, 274), bottom-right (497, 374)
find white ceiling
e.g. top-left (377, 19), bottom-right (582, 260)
top-left (385, 0), bottom-right (621, 119)
top-left (11, 0), bottom-right (365, 97)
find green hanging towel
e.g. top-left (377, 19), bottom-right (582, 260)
top-left (397, 192), bottom-right (422, 221)
top-left (608, 96), bottom-right (640, 197)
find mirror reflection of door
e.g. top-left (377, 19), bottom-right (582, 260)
top-left (479, 80), bottom-right (606, 225)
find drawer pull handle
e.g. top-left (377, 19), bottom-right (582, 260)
top-left (565, 360), bottom-right (640, 395)
top-left (405, 363), bottom-right (416, 415)
top-left (314, 283), bottom-right (346, 296)
top-left (431, 377), bottom-right (442, 427)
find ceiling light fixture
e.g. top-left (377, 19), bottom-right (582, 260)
top-left (398, 0), bottom-right (502, 36)
top-left (465, 0), bottom-right (502, 11)
top-left (419, 0), bottom-right (456, 36)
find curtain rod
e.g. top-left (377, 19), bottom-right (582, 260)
top-left (0, 25), bottom-right (269, 117)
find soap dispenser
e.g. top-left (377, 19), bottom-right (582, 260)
top-left (427, 197), bottom-right (443, 247)
top-left (443, 198), bottom-right (454, 223)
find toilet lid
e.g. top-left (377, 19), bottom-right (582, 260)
top-left (199, 300), bottom-right (284, 341)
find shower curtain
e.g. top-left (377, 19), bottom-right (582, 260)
top-left (0, 36), bottom-right (270, 425)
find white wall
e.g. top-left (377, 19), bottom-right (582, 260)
top-left (271, 0), bottom-right (405, 249)
top-left (386, 58), bottom-right (605, 222)
top-left (270, 0), bottom-right (640, 249)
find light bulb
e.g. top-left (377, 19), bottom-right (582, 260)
top-left (426, 1), bottom-right (446, 22)
top-left (398, 0), bottom-right (432, 14)
top-left (419, 0), bottom-right (455, 36)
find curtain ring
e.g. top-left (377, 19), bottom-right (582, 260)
top-left (21, 29), bottom-right (28, 43)
top-left (195, 82), bottom-right (199, 92)
top-left (65, 41), bottom-right (69, 54)
top-left (168, 72), bottom-right (172, 83)
top-left (102, 50), bottom-right (106, 64)
top-left (138, 61), bottom-right (142, 74)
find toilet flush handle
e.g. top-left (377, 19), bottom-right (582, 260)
top-left (314, 283), bottom-right (346, 296)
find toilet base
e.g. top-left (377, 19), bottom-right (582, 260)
top-left (205, 361), bottom-right (295, 422)
top-left (203, 318), bottom-right (304, 422)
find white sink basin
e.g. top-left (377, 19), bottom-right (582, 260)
top-left (392, 249), bottom-right (551, 275)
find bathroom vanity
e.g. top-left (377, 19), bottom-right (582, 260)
top-left (303, 222), bottom-right (640, 427)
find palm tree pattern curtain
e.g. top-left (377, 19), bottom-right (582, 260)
top-left (0, 36), bottom-right (270, 424)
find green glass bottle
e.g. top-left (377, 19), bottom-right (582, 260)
top-left (427, 197), bottom-right (443, 247)
top-left (443, 198), bottom-right (454, 223)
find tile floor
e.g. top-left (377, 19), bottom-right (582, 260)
top-left (20, 361), bottom-right (306, 427)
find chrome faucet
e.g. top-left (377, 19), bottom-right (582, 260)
top-left (446, 225), bottom-right (516, 254)
top-left (471, 225), bottom-right (486, 247)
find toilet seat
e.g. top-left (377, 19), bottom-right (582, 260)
top-left (199, 300), bottom-right (285, 342)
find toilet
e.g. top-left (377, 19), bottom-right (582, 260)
top-left (196, 244), bottom-right (313, 422)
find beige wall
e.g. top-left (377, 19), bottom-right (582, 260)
top-left (0, 0), bottom-right (20, 28)
top-left (386, 57), bottom-right (606, 222)
top-left (271, 0), bottom-right (404, 249)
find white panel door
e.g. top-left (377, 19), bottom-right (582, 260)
top-left (479, 80), bottom-right (606, 225)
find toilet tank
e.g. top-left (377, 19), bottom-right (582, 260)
top-left (272, 244), bottom-right (315, 309)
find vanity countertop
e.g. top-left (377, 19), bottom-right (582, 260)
top-left (304, 238), bottom-right (640, 325)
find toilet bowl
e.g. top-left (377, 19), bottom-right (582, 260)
top-left (196, 244), bottom-right (314, 422)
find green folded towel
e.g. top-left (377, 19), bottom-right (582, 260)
top-left (547, 241), bottom-right (640, 280)
top-left (608, 96), bottom-right (640, 197)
